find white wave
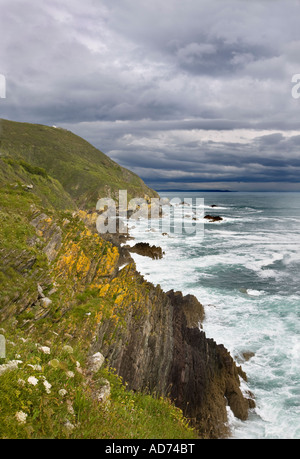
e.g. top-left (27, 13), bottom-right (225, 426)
top-left (245, 289), bottom-right (264, 297)
top-left (126, 202), bottom-right (300, 440)
top-left (203, 205), bottom-right (228, 210)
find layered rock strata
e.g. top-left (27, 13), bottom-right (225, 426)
top-left (0, 208), bottom-right (253, 438)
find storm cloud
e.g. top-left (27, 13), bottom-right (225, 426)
top-left (1, 0), bottom-right (300, 191)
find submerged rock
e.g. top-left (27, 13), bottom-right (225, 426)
top-left (204, 214), bottom-right (223, 222)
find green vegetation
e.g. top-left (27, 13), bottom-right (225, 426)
top-left (0, 119), bottom-right (197, 439)
top-left (0, 321), bottom-right (197, 439)
top-left (0, 118), bottom-right (158, 208)
top-left (0, 156), bottom-right (76, 211)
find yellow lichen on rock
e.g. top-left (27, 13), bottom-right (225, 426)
top-left (95, 245), bottom-right (119, 278)
top-left (55, 242), bottom-right (80, 277)
top-left (76, 251), bottom-right (91, 278)
top-left (98, 284), bottom-right (110, 297)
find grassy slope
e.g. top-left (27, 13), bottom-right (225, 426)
top-left (0, 118), bottom-right (158, 209)
top-left (0, 157), bottom-right (76, 211)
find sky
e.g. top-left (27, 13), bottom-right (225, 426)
top-left (1, 0), bottom-right (300, 192)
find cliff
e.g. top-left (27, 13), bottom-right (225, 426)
top-left (0, 118), bottom-right (158, 208)
top-left (0, 120), bottom-right (253, 439)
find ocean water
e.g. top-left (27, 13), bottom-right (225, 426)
top-left (125, 191), bottom-right (300, 439)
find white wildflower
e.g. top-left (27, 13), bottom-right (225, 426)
top-left (66, 400), bottom-right (75, 415)
top-left (58, 389), bottom-right (67, 397)
top-left (66, 371), bottom-right (75, 378)
top-left (62, 345), bottom-right (73, 354)
top-left (15, 411), bottom-right (27, 424)
top-left (18, 378), bottom-right (26, 387)
top-left (27, 376), bottom-right (38, 386)
top-left (0, 360), bottom-right (23, 376)
top-left (39, 346), bottom-right (51, 354)
top-left (43, 380), bottom-right (52, 394)
top-left (64, 420), bottom-right (75, 431)
top-left (27, 364), bottom-right (42, 371)
top-left (75, 361), bottom-right (80, 368)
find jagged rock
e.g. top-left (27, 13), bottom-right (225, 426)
top-left (128, 242), bottom-right (163, 260)
top-left (167, 290), bottom-right (205, 327)
top-left (117, 246), bottom-right (134, 268)
top-left (93, 268), bottom-right (251, 439)
top-left (22, 184), bottom-right (33, 191)
top-left (0, 197), bottom-right (252, 438)
top-left (88, 352), bottom-right (105, 373)
top-left (242, 351), bottom-right (255, 362)
top-left (30, 213), bottom-right (62, 262)
top-left (40, 297), bottom-right (52, 308)
top-left (95, 379), bottom-right (111, 403)
top-left (37, 284), bottom-right (45, 298)
top-left (166, 295), bottom-right (249, 438)
top-left (204, 214), bottom-right (223, 222)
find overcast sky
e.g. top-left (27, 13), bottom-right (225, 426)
top-left (1, 0), bottom-right (300, 191)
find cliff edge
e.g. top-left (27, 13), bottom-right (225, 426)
top-left (0, 120), bottom-right (253, 438)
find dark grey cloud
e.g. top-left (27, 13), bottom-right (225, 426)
top-left (1, 0), bottom-right (300, 191)
top-left (106, 133), bottom-right (300, 185)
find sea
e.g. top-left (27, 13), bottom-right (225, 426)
top-left (124, 191), bottom-right (300, 439)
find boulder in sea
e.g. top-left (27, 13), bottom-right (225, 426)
top-left (242, 351), bottom-right (255, 361)
top-left (129, 242), bottom-right (163, 260)
top-left (204, 214), bottom-right (223, 222)
top-left (234, 351), bottom-right (255, 363)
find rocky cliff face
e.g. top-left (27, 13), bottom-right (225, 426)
top-left (70, 211), bottom-right (253, 438)
top-left (0, 121), bottom-right (254, 438)
top-left (166, 290), bottom-right (249, 438)
top-left (0, 201), bottom-right (253, 438)
top-left (91, 265), bottom-right (251, 438)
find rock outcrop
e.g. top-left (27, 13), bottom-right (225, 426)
top-left (204, 214), bottom-right (223, 222)
top-left (90, 260), bottom-right (252, 438)
top-left (0, 206), bottom-right (253, 438)
top-left (0, 120), bottom-right (253, 439)
top-left (166, 292), bottom-right (250, 438)
top-left (128, 242), bottom-right (163, 260)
